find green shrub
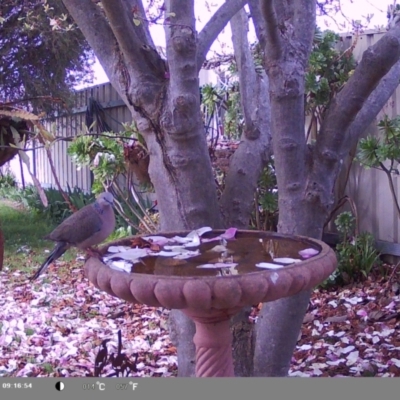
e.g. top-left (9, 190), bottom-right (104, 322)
top-left (321, 211), bottom-right (381, 288)
top-left (0, 172), bottom-right (17, 188)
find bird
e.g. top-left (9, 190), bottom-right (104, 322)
top-left (30, 192), bottom-right (115, 281)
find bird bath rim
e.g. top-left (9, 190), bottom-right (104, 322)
top-left (84, 230), bottom-right (337, 311)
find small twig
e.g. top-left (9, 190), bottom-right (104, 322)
top-left (388, 261), bottom-right (400, 284)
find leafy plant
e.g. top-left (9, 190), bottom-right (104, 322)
top-left (2, 184), bottom-right (97, 226)
top-left (322, 211), bottom-right (381, 287)
top-left (305, 28), bottom-right (356, 141)
top-left (68, 124), bottom-right (157, 234)
top-left (357, 114), bottom-right (400, 218)
top-left (200, 80), bottom-right (244, 140)
top-left (252, 159), bottom-right (278, 231)
top-left (0, 172), bottom-right (17, 188)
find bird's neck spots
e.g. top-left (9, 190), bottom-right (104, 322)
top-left (94, 202), bottom-right (104, 214)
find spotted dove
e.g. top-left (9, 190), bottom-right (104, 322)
top-left (30, 192), bottom-right (115, 281)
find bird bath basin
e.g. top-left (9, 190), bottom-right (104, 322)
top-left (84, 229), bottom-right (337, 377)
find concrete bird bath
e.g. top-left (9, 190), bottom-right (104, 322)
top-left (84, 229), bottom-right (337, 377)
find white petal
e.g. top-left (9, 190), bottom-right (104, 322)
top-left (163, 245), bottom-right (187, 251)
top-left (171, 235), bottom-right (193, 243)
top-left (194, 226), bottom-right (213, 236)
top-left (107, 248), bottom-right (149, 260)
top-left (173, 250), bottom-right (200, 259)
top-left (273, 257), bottom-right (302, 264)
top-left (109, 261), bottom-right (132, 272)
top-left (184, 233), bottom-right (201, 248)
top-left (256, 262), bottom-right (283, 269)
top-left (197, 262), bottom-right (238, 269)
top-left (107, 245), bottom-right (130, 253)
top-left (208, 245), bottom-right (227, 253)
top-left (151, 250), bottom-right (182, 257)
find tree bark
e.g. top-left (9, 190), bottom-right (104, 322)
top-left (63, 0), bottom-right (248, 378)
top-left (220, 8), bottom-right (272, 228)
top-left (250, 1), bottom-right (400, 376)
top-left (254, 290), bottom-right (311, 376)
top-left (251, 0), bottom-right (319, 376)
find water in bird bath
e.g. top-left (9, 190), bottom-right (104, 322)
top-left (103, 228), bottom-right (321, 277)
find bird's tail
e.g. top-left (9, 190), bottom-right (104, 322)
top-left (30, 242), bottom-right (69, 281)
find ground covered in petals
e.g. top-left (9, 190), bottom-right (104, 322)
top-left (2, 259), bottom-right (400, 377)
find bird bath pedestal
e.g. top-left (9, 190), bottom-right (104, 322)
top-left (84, 230), bottom-right (337, 377)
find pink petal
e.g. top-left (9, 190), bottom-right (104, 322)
top-left (357, 309), bottom-right (368, 317)
top-left (299, 248), bottom-right (319, 259)
top-left (220, 227), bottom-right (237, 240)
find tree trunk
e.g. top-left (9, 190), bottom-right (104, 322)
top-left (168, 310), bottom-right (196, 377)
top-left (253, 290), bottom-right (311, 376)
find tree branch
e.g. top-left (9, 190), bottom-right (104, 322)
top-left (196, 0), bottom-right (248, 71)
top-left (260, 0), bottom-right (282, 60)
top-left (314, 26), bottom-right (400, 185)
top-left (346, 60), bottom-right (400, 151)
top-left (292, 0), bottom-right (316, 58)
top-left (61, 0), bottom-right (120, 86)
top-left (161, 0), bottom-right (200, 136)
top-left (248, 0), bottom-right (267, 49)
top-left (220, 8), bottom-right (271, 228)
top-left (126, 0), bottom-right (156, 49)
top-left (231, 8), bottom-right (261, 139)
top-left (101, 0), bottom-right (162, 77)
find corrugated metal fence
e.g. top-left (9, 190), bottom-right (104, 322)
top-left (34, 83), bottom-right (133, 192)
top-left (28, 68), bottom-right (218, 192)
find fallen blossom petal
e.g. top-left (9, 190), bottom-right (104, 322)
top-left (346, 351), bottom-right (359, 366)
top-left (109, 261), bottom-right (132, 273)
top-left (220, 227), bottom-right (237, 240)
top-left (273, 257), bottom-right (302, 264)
top-left (341, 345), bottom-right (355, 354)
top-left (255, 262), bottom-right (283, 269)
top-left (298, 248), bottom-right (319, 258)
top-left (197, 262), bottom-right (238, 269)
top-left (107, 246), bottom-right (131, 253)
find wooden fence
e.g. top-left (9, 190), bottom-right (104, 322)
top-left (332, 30), bottom-right (400, 245)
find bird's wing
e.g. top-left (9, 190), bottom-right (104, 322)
top-left (47, 204), bottom-right (103, 245)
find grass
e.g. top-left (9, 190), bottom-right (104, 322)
top-left (0, 199), bottom-right (129, 278)
top-left (0, 202), bottom-right (78, 275)
top-left (0, 202), bottom-right (55, 251)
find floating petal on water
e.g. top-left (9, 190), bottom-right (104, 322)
top-left (151, 250), bottom-right (182, 257)
top-left (107, 245), bottom-right (130, 253)
top-left (107, 248), bottom-right (149, 260)
top-left (299, 248), bottom-right (319, 258)
top-left (255, 262), bottom-right (284, 269)
top-left (190, 226), bottom-right (212, 237)
top-left (109, 260), bottom-right (132, 272)
top-left (208, 244), bottom-right (228, 253)
top-left (143, 235), bottom-right (171, 246)
top-left (220, 227), bottom-right (237, 240)
top-left (273, 257), bottom-right (302, 264)
top-left (197, 262), bottom-right (238, 269)
top-left (173, 250), bottom-right (200, 259)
